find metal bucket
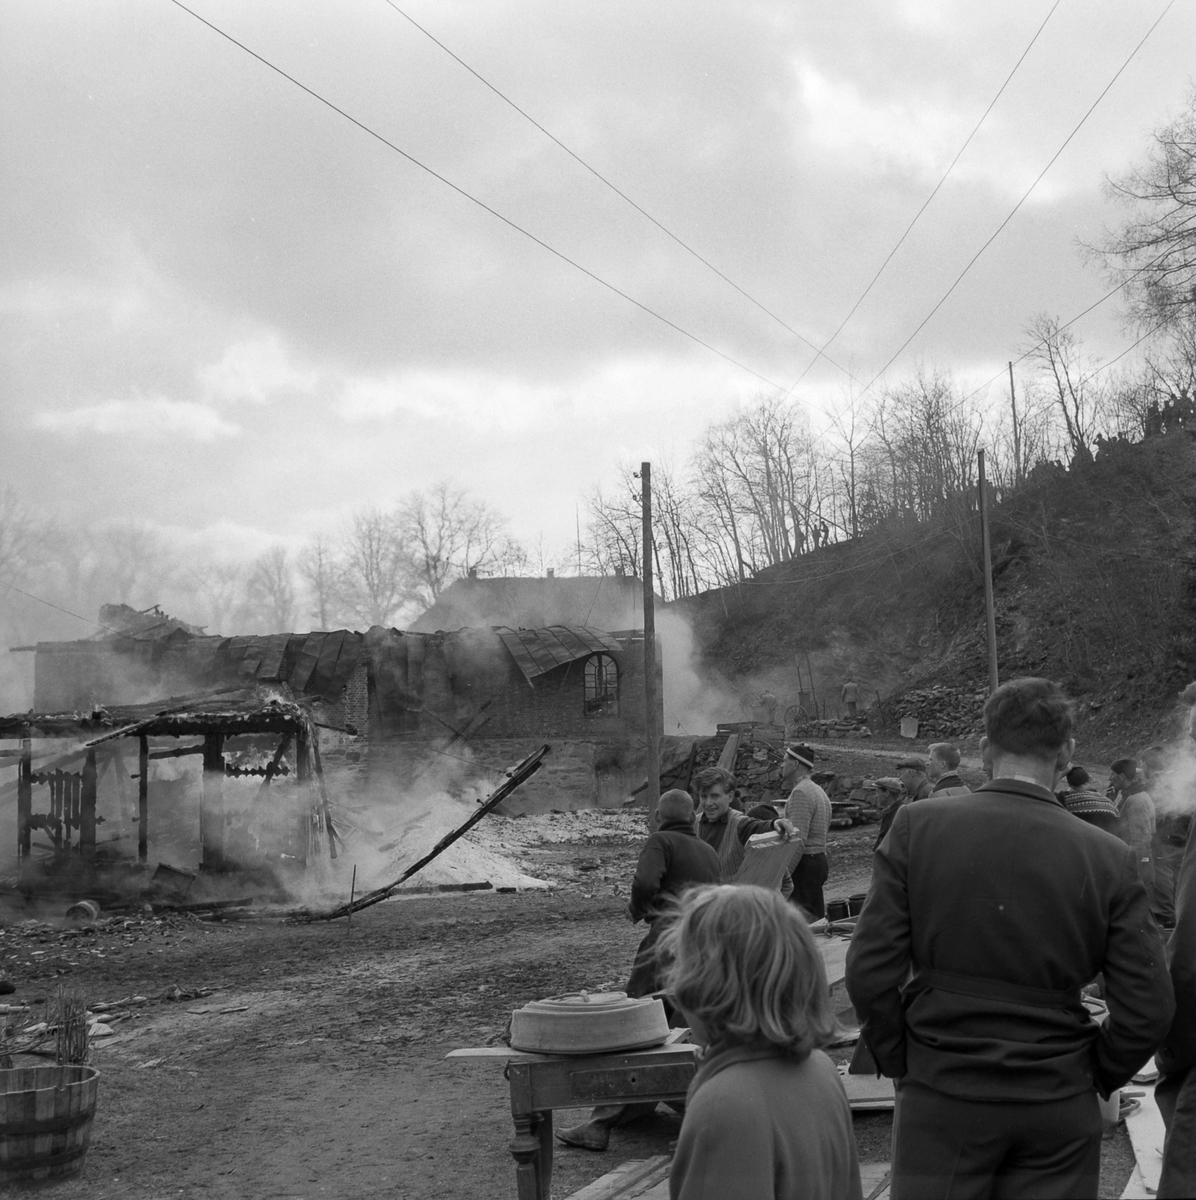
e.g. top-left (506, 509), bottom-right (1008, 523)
top-left (0, 1065), bottom-right (100, 1182)
top-left (826, 899), bottom-right (851, 922)
top-left (848, 893), bottom-right (867, 916)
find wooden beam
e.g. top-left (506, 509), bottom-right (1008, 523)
top-left (16, 738), bottom-right (31, 859)
top-left (200, 733), bottom-right (225, 871)
top-left (295, 727), bottom-right (310, 867)
top-left (138, 735), bottom-right (148, 863)
top-left (80, 749), bottom-right (97, 862)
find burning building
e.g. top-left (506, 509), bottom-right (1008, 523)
top-left (5, 602), bottom-right (660, 878)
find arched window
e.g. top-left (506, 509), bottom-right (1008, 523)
top-left (584, 654), bottom-right (619, 718)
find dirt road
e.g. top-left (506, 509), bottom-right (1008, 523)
top-left (0, 816), bottom-right (1134, 1199)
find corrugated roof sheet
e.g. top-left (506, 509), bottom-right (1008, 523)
top-left (495, 626), bottom-right (622, 684)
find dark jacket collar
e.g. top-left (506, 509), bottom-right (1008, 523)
top-left (659, 817), bottom-right (698, 835)
top-left (932, 773), bottom-right (965, 790)
top-left (976, 777), bottom-right (1064, 806)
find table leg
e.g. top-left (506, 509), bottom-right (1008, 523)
top-left (509, 1112), bottom-right (543, 1200)
top-left (536, 1109), bottom-right (553, 1200)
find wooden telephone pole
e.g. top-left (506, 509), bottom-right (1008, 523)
top-left (978, 449), bottom-right (999, 694)
top-left (641, 462), bottom-right (661, 831)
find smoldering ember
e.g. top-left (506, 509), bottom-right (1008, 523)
top-left (9, 5), bottom-right (1196, 1199)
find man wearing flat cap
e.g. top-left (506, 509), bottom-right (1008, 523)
top-left (781, 743), bottom-right (832, 920)
top-left (897, 757), bottom-right (932, 802)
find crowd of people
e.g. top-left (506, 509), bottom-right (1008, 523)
top-left (561, 676), bottom-right (1196, 1199)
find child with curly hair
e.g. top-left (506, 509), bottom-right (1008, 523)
top-left (659, 884), bottom-right (862, 1200)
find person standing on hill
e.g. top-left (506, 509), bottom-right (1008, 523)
top-left (926, 744), bottom-right (970, 796)
top-left (847, 677), bottom-right (1173, 1199)
top-left (782, 745), bottom-right (832, 920)
top-left (1109, 757), bottom-right (1156, 891)
top-left (841, 679), bottom-right (861, 717)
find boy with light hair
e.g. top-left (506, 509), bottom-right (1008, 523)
top-left (927, 743), bottom-right (970, 797)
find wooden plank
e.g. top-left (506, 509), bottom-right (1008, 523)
top-left (1124, 1082), bottom-right (1165, 1194)
top-left (79, 749), bottom-right (97, 862)
top-left (819, 937), bottom-right (850, 988)
top-left (860, 1163), bottom-right (891, 1200)
top-left (841, 1072), bottom-right (895, 1110)
top-left (733, 832), bottom-right (797, 890)
top-left (138, 735), bottom-right (148, 862)
top-left (715, 734), bottom-right (739, 772)
top-left (1120, 1162), bottom-right (1153, 1198)
top-left (565, 1156), bottom-right (671, 1200)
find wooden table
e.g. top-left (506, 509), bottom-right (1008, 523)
top-left (446, 936), bottom-right (851, 1200)
top-left (446, 1038), bottom-right (697, 1200)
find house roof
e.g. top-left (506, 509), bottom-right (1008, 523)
top-left (495, 626), bottom-right (623, 684)
top-left (0, 687), bottom-right (311, 742)
top-left (410, 575), bottom-right (656, 634)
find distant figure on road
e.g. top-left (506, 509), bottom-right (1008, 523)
top-left (840, 679), bottom-right (860, 717)
top-left (926, 744), bottom-right (970, 797)
top-left (896, 757), bottom-right (931, 802)
top-left (758, 689), bottom-right (779, 726)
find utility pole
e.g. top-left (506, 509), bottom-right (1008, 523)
top-left (1008, 362), bottom-right (1022, 487)
top-left (977, 449), bottom-right (999, 694)
top-left (641, 462), bottom-right (661, 831)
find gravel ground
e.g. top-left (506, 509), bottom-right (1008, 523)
top-left (0, 808), bottom-right (1139, 1199)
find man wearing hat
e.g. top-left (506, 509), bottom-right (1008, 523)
top-left (897, 757), bottom-right (932, 802)
top-left (871, 777), bottom-right (906, 849)
top-left (781, 743), bottom-right (832, 920)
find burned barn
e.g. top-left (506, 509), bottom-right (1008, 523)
top-left (8, 606), bottom-right (659, 859)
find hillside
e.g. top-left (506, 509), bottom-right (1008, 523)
top-left (674, 431), bottom-right (1196, 759)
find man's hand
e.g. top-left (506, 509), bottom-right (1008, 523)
top-left (774, 818), bottom-right (798, 841)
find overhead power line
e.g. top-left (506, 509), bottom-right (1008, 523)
top-left (859, 0), bottom-right (1176, 399)
top-left (789, 0), bottom-right (1063, 390)
top-left (0, 579), bottom-right (118, 634)
top-left (165, 0), bottom-right (785, 391)
top-left (379, 0), bottom-right (858, 384)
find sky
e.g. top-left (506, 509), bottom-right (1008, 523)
top-left (3, 0), bottom-right (1195, 570)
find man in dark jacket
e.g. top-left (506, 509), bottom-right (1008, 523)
top-left (558, 789), bottom-right (719, 1152)
top-left (625, 789), bottom-right (721, 997)
top-left (847, 677), bottom-right (1174, 1199)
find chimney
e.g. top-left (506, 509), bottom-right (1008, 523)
top-left (614, 566), bottom-right (625, 579)
top-left (468, 568), bottom-right (478, 580)
top-left (546, 567), bottom-right (555, 578)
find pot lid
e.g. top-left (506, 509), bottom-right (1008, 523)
top-left (518, 990), bottom-right (651, 1014)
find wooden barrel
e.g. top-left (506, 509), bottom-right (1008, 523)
top-left (0, 1065), bottom-right (100, 1182)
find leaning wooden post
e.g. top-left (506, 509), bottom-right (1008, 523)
top-left (978, 449), bottom-right (999, 694)
top-left (641, 461), bottom-right (661, 833)
top-left (200, 733), bottom-right (225, 871)
top-left (295, 726), bottom-right (311, 867)
top-left (80, 749), bottom-right (98, 863)
top-left (16, 736), bottom-right (32, 859)
top-left (138, 735), bottom-right (149, 862)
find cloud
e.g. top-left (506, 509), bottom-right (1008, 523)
top-left (198, 335), bottom-right (319, 406)
top-left (32, 398), bottom-right (239, 441)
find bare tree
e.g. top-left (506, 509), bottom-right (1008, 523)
top-left (397, 483), bottom-right (525, 608)
top-left (1022, 315), bottom-right (1108, 466)
top-left (297, 535), bottom-right (342, 628)
top-left (338, 508), bottom-right (410, 627)
top-left (247, 546), bottom-right (295, 632)
top-left (1097, 88), bottom-right (1196, 331)
top-left (191, 561), bottom-right (247, 635)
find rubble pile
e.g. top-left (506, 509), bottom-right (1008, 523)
top-left (884, 683), bottom-right (986, 739)
top-left (804, 717), bottom-right (873, 739)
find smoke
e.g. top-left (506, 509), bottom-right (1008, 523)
top-left (657, 610), bottom-right (743, 736)
top-left (1140, 701), bottom-right (1196, 818)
